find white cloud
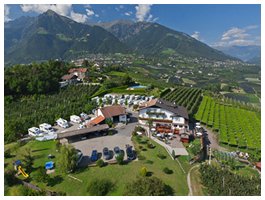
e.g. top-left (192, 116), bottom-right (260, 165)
top-left (213, 26), bottom-right (260, 47)
top-left (135, 4), bottom-right (152, 21)
top-left (124, 12), bottom-right (132, 16)
top-left (245, 25), bottom-right (259, 30)
top-left (20, 4), bottom-right (90, 23)
top-left (115, 5), bottom-right (125, 11)
top-left (191, 31), bottom-right (200, 40)
top-left (221, 27), bottom-right (249, 41)
top-left (152, 17), bottom-right (159, 22)
top-left (95, 14), bottom-right (99, 18)
top-left (146, 14), bottom-right (153, 22)
top-left (70, 11), bottom-right (88, 23)
top-left (5, 5), bottom-right (11, 22)
top-left (86, 8), bottom-right (94, 16)
top-left (20, 4), bottom-right (72, 16)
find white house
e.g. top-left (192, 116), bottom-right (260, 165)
top-left (138, 98), bottom-right (189, 134)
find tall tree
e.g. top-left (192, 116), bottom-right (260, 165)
top-left (57, 145), bottom-right (78, 173)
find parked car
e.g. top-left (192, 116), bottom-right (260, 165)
top-left (103, 147), bottom-right (111, 160)
top-left (114, 146), bottom-right (122, 157)
top-left (126, 145), bottom-right (136, 160)
top-left (90, 150), bottom-right (98, 162)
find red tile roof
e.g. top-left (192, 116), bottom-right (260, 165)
top-left (68, 68), bottom-right (87, 73)
top-left (100, 105), bottom-right (126, 119)
top-left (87, 115), bottom-right (105, 126)
top-left (255, 162), bottom-right (261, 170)
top-left (61, 74), bottom-right (77, 80)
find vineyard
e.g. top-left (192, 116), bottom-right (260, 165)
top-left (195, 96), bottom-right (261, 151)
top-left (4, 85), bottom-right (99, 143)
top-left (161, 86), bottom-right (202, 114)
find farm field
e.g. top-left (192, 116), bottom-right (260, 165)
top-left (224, 93), bottom-right (260, 104)
top-left (195, 96), bottom-right (261, 152)
top-left (4, 136), bottom-right (190, 196)
top-left (161, 86), bottom-right (202, 115)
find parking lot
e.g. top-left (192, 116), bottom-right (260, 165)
top-left (70, 112), bottom-right (139, 166)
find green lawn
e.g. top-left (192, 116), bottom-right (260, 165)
top-left (182, 78), bottom-right (196, 85)
top-left (5, 136), bottom-right (190, 196)
top-left (107, 71), bottom-right (127, 77)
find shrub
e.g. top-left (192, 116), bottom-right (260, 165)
top-left (145, 160), bottom-right (154, 164)
top-left (140, 140), bottom-right (148, 144)
top-left (34, 167), bottom-right (49, 183)
top-left (4, 169), bottom-right (18, 186)
top-left (87, 179), bottom-right (114, 196)
top-left (138, 154), bottom-right (146, 160)
top-left (140, 167), bottom-right (147, 177)
top-left (4, 149), bottom-right (11, 158)
top-left (108, 130), bottom-right (114, 136)
top-left (157, 153), bottom-right (167, 160)
top-left (163, 167), bottom-right (173, 174)
top-left (124, 176), bottom-right (174, 196)
top-left (116, 154), bottom-right (124, 165)
top-left (96, 159), bottom-right (105, 167)
top-left (147, 142), bottom-right (156, 149)
top-left (134, 126), bottom-right (146, 133)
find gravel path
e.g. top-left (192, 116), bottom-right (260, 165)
top-left (202, 125), bottom-right (227, 151)
top-left (187, 164), bottom-right (200, 196)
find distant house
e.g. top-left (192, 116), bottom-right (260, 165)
top-left (138, 98), bottom-right (189, 134)
top-left (61, 74), bottom-right (78, 85)
top-left (68, 68), bottom-right (88, 81)
top-left (87, 105), bottom-right (127, 126)
top-left (60, 68), bottom-right (88, 87)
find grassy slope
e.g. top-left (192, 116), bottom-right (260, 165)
top-left (5, 136), bottom-right (190, 196)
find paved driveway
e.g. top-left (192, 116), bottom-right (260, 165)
top-left (71, 112), bottom-right (139, 166)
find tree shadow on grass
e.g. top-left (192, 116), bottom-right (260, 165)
top-left (32, 148), bottom-right (50, 152)
top-left (164, 184), bottom-right (174, 196)
top-left (47, 175), bottom-right (63, 187)
top-left (146, 171), bottom-right (153, 177)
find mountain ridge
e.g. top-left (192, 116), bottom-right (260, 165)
top-left (5, 10), bottom-right (237, 65)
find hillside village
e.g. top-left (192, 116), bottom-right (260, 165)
top-left (4, 64), bottom-right (261, 195)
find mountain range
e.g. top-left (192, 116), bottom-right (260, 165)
top-left (5, 10), bottom-right (236, 65)
top-left (214, 45), bottom-right (261, 64)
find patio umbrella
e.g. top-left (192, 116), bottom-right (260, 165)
top-left (151, 128), bottom-right (156, 131)
top-left (156, 133), bottom-right (161, 137)
top-left (168, 133), bottom-right (173, 136)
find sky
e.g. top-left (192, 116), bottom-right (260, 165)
top-left (4, 4), bottom-right (261, 47)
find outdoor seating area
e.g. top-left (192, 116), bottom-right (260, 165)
top-left (156, 123), bottom-right (172, 133)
